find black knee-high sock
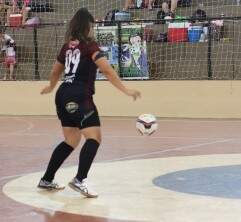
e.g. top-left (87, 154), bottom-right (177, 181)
top-left (42, 142), bottom-right (74, 182)
top-left (76, 139), bottom-right (99, 181)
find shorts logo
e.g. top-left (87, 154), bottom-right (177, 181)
top-left (80, 110), bottom-right (95, 126)
top-left (65, 102), bottom-right (79, 114)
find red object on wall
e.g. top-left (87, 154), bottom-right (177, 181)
top-left (167, 22), bottom-right (190, 42)
top-left (168, 28), bottom-right (188, 42)
top-left (9, 14), bottom-right (23, 27)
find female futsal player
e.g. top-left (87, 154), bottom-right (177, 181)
top-left (38, 8), bottom-right (141, 198)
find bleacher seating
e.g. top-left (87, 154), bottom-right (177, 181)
top-left (1, 0), bottom-right (241, 80)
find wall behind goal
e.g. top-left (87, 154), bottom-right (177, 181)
top-left (1, 81), bottom-right (241, 118)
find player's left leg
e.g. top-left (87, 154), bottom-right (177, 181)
top-left (69, 105), bottom-right (101, 198)
top-left (69, 126), bottom-right (101, 198)
top-left (77, 126), bottom-right (101, 179)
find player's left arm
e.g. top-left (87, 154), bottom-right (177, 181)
top-left (40, 61), bottom-right (64, 94)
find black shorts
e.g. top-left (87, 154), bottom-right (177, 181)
top-left (55, 85), bottom-right (100, 129)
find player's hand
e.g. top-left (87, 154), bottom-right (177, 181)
top-left (125, 89), bottom-right (141, 101)
top-left (40, 85), bottom-right (54, 94)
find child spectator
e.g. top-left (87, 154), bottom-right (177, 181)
top-left (0, 28), bottom-right (17, 80)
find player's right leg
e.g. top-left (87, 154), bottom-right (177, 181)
top-left (38, 127), bottom-right (81, 190)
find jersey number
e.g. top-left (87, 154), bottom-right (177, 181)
top-left (65, 49), bottom-right (81, 74)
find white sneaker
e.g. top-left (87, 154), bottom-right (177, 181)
top-left (68, 178), bottom-right (98, 198)
top-left (38, 179), bottom-right (65, 190)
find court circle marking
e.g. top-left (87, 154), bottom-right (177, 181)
top-left (3, 154), bottom-right (241, 222)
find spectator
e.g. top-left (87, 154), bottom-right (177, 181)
top-left (123, 0), bottom-right (135, 11)
top-left (7, 0), bottom-right (31, 26)
top-left (0, 0), bottom-right (11, 26)
top-left (124, 0), bottom-right (155, 10)
top-left (145, 0), bottom-right (155, 10)
top-left (162, 0), bottom-right (178, 18)
top-left (124, 0), bottom-right (178, 12)
top-left (0, 28), bottom-right (17, 80)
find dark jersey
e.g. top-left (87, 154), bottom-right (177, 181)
top-left (57, 40), bottom-right (100, 96)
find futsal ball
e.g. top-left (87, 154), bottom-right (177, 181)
top-left (136, 114), bottom-right (158, 135)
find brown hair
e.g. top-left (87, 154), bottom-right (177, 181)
top-left (65, 8), bottom-right (95, 43)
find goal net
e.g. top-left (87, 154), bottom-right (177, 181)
top-left (0, 0), bottom-right (240, 80)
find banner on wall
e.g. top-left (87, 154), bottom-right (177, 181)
top-left (120, 25), bottom-right (149, 79)
top-left (95, 25), bottom-right (149, 80)
top-left (95, 26), bottom-right (119, 80)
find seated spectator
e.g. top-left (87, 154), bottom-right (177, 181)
top-left (124, 0), bottom-right (177, 12)
top-left (161, 0), bottom-right (178, 18)
top-left (0, 0), bottom-right (11, 26)
top-left (144, 0), bottom-right (155, 10)
top-left (124, 0), bottom-right (156, 10)
top-left (123, 0), bottom-right (135, 11)
top-left (0, 27), bottom-right (17, 80)
top-left (7, 0), bottom-right (31, 26)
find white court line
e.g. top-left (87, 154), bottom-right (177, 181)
top-left (0, 118), bottom-right (239, 183)
top-left (14, 118), bottom-right (34, 134)
top-left (0, 132), bottom-right (200, 139)
top-left (0, 131), bottom-right (237, 141)
top-left (0, 138), bottom-right (234, 183)
top-left (0, 174), bottom-right (27, 182)
top-left (104, 135), bottom-right (235, 140)
top-left (0, 139), bottom-right (233, 181)
top-left (0, 139), bottom-right (234, 181)
top-left (0, 117), bottom-right (35, 135)
top-left (104, 139), bottom-right (234, 162)
top-left (4, 133), bottom-right (234, 143)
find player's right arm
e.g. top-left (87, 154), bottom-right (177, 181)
top-left (41, 44), bottom-right (66, 95)
top-left (40, 61), bottom-right (64, 94)
top-left (93, 52), bottom-right (141, 101)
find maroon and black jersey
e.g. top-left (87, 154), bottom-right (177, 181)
top-left (57, 40), bottom-right (100, 96)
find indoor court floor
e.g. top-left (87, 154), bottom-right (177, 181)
top-left (2, 116), bottom-right (241, 222)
